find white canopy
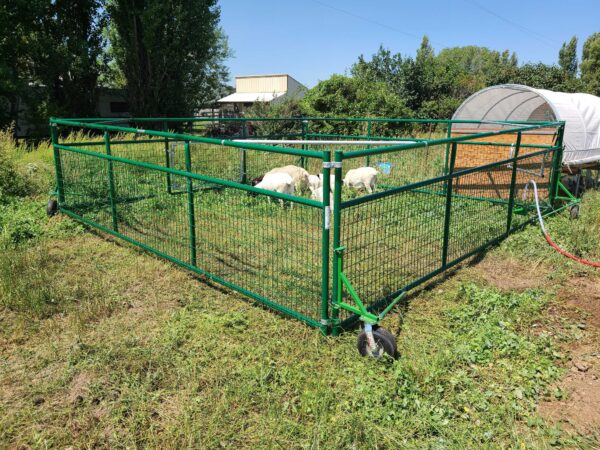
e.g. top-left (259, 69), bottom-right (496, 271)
top-left (452, 84), bottom-right (600, 166)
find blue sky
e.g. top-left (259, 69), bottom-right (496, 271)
top-left (219, 0), bottom-right (599, 87)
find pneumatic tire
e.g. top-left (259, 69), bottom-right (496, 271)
top-left (357, 326), bottom-right (398, 359)
top-left (47, 199), bottom-right (58, 217)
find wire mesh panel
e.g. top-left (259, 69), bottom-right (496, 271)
top-left (50, 117), bottom-right (567, 336)
top-left (191, 189), bottom-right (323, 322)
top-left (338, 181), bottom-right (447, 319)
top-left (55, 141), bottom-right (325, 327)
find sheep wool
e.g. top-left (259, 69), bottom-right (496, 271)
top-left (343, 167), bottom-right (378, 194)
top-left (266, 165), bottom-right (309, 192)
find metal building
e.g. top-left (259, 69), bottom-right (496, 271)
top-left (218, 74), bottom-right (307, 115)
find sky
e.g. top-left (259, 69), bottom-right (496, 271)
top-left (219, 0), bottom-right (599, 87)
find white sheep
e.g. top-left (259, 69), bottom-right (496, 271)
top-left (310, 186), bottom-right (333, 207)
top-left (343, 167), bottom-right (378, 194)
top-left (308, 174), bottom-right (321, 192)
top-left (266, 165), bottom-right (309, 192)
top-left (254, 172), bottom-right (295, 207)
top-left (318, 173), bottom-right (336, 189)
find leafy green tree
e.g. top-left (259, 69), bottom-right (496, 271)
top-left (107, 0), bottom-right (230, 117)
top-left (510, 63), bottom-right (580, 92)
top-left (0, 0), bottom-right (105, 135)
top-left (0, 0), bottom-right (45, 129)
top-left (301, 75), bottom-right (411, 135)
top-left (558, 36), bottom-right (578, 77)
top-left (581, 32), bottom-right (600, 95)
top-left (32, 0), bottom-right (107, 119)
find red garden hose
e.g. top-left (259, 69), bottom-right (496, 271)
top-left (525, 180), bottom-right (600, 268)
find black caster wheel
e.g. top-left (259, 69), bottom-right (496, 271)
top-left (569, 204), bottom-right (580, 220)
top-left (357, 326), bottom-right (398, 359)
top-left (47, 199), bottom-right (58, 217)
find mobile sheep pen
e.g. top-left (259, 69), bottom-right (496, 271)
top-left (48, 117), bottom-right (572, 358)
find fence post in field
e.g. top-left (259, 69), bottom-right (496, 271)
top-left (506, 131), bottom-right (522, 234)
top-left (184, 141), bottom-right (197, 267)
top-left (443, 120), bottom-right (453, 191)
top-left (163, 120), bottom-right (172, 194)
top-left (301, 119), bottom-right (308, 169)
top-left (365, 119), bottom-right (372, 167)
top-left (50, 122), bottom-right (65, 204)
top-left (549, 123), bottom-right (565, 206)
top-left (330, 150), bottom-right (344, 336)
top-left (240, 120), bottom-right (247, 184)
top-left (320, 150), bottom-right (332, 335)
top-left (104, 131), bottom-right (119, 232)
top-left (441, 141), bottom-right (458, 268)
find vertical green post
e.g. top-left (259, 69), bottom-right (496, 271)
top-left (301, 119), bottom-right (308, 169)
top-left (505, 132), bottom-right (522, 233)
top-left (320, 150), bottom-right (331, 335)
top-left (184, 141), bottom-right (197, 267)
top-left (441, 142), bottom-right (458, 268)
top-left (365, 120), bottom-right (372, 167)
top-left (443, 121), bottom-right (452, 191)
top-left (240, 121), bottom-right (247, 183)
top-left (50, 122), bottom-right (65, 204)
top-left (330, 150), bottom-right (343, 336)
top-left (163, 120), bottom-right (172, 194)
top-left (104, 131), bottom-right (119, 232)
top-left (549, 123), bottom-right (565, 206)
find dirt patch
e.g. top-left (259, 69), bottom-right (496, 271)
top-left (539, 275), bottom-right (600, 434)
top-left (68, 371), bottom-right (96, 405)
top-left (473, 256), bottom-right (548, 291)
top-left (539, 354), bottom-right (600, 433)
top-left (559, 277), bottom-right (600, 328)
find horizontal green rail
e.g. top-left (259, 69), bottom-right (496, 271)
top-left (342, 122), bottom-right (563, 158)
top-left (51, 118), bottom-right (324, 158)
top-left (341, 146), bottom-right (556, 208)
top-left (60, 208), bottom-right (322, 330)
top-left (54, 143), bottom-right (323, 208)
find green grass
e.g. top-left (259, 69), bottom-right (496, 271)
top-left (1, 131), bottom-right (599, 448)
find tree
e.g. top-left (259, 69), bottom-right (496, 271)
top-left (0, 0), bottom-right (105, 134)
top-left (107, 0), bottom-right (231, 117)
top-left (0, 0), bottom-right (44, 129)
top-left (581, 32), bottom-right (600, 96)
top-left (558, 36), bottom-right (578, 77)
top-left (301, 75), bottom-right (411, 135)
top-left (32, 0), bottom-right (107, 119)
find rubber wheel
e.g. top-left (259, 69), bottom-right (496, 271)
top-left (357, 326), bottom-right (398, 359)
top-left (569, 205), bottom-right (580, 220)
top-left (47, 199), bottom-right (58, 217)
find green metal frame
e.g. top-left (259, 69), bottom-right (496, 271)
top-left (49, 116), bottom-right (572, 337)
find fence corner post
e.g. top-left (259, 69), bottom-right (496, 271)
top-left (320, 150), bottom-right (331, 335)
top-left (506, 131), bottom-right (522, 234)
top-left (104, 131), bottom-right (119, 232)
top-left (549, 123), bottom-right (565, 207)
top-left (50, 121), bottom-right (65, 204)
top-left (331, 150), bottom-right (344, 336)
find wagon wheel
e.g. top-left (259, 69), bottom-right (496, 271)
top-left (357, 326), bottom-right (398, 359)
top-left (569, 204), bottom-right (580, 220)
top-left (47, 199), bottom-right (58, 217)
